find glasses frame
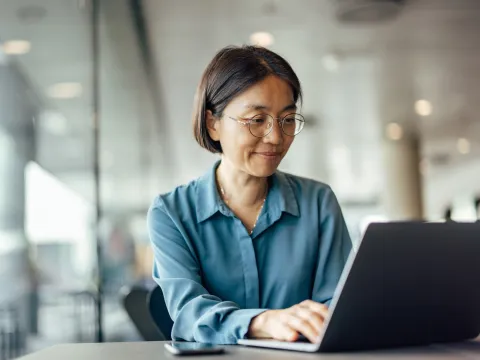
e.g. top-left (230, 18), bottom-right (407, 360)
top-left (225, 112), bottom-right (305, 138)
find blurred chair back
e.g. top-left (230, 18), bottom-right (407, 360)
top-left (121, 286), bottom-right (164, 341)
top-left (147, 286), bottom-right (173, 341)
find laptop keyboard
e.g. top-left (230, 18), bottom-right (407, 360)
top-left (295, 335), bottom-right (313, 343)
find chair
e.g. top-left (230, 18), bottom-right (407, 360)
top-left (147, 286), bottom-right (174, 341)
top-left (120, 285), bottom-right (165, 341)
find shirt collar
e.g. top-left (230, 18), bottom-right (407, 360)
top-left (269, 170), bottom-right (299, 218)
top-left (195, 160), bottom-right (299, 223)
top-left (195, 160), bottom-right (222, 223)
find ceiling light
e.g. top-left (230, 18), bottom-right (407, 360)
top-left (249, 32), bottom-right (274, 47)
top-left (415, 99), bottom-right (432, 117)
top-left (386, 122), bottom-right (403, 141)
top-left (47, 82), bottom-right (83, 99)
top-left (2, 40), bottom-right (31, 55)
top-left (457, 138), bottom-right (471, 155)
top-left (322, 54), bottom-right (340, 72)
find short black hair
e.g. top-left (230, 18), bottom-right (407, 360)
top-left (192, 45), bottom-right (302, 153)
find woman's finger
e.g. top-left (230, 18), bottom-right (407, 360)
top-left (275, 325), bottom-right (299, 342)
top-left (293, 306), bottom-right (324, 333)
top-left (283, 313), bottom-right (319, 343)
top-left (300, 300), bottom-right (329, 318)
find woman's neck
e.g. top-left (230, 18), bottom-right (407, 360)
top-left (216, 158), bottom-right (268, 208)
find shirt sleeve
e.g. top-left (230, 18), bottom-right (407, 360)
top-left (311, 187), bottom-right (353, 306)
top-left (147, 197), bottom-right (266, 344)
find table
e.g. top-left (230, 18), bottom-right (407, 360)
top-left (17, 339), bottom-right (480, 360)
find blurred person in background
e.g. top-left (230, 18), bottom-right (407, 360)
top-left (444, 206), bottom-right (453, 221)
top-left (147, 45), bottom-right (352, 345)
top-left (100, 219), bottom-right (136, 293)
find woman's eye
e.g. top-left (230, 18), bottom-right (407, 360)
top-left (251, 115), bottom-right (268, 124)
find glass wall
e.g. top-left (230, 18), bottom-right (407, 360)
top-left (0, 0), bottom-right (157, 357)
top-left (0, 0), bottom-right (95, 356)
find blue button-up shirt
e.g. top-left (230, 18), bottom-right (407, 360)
top-left (147, 160), bottom-right (352, 344)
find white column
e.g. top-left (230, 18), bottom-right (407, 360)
top-left (382, 135), bottom-right (424, 220)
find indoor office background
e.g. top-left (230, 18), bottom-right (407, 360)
top-left (0, 0), bottom-right (479, 358)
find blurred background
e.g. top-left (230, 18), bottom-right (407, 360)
top-left (0, 0), bottom-right (479, 358)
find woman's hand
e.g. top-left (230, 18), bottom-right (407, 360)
top-left (247, 300), bottom-right (329, 343)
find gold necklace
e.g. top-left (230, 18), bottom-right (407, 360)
top-left (219, 185), bottom-right (267, 235)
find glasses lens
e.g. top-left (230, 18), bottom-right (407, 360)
top-left (282, 114), bottom-right (305, 136)
top-left (249, 114), bottom-right (274, 137)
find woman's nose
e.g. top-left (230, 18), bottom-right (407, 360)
top-left (263, 119), bottom-right (283, 144)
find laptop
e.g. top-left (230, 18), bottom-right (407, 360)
top-left (238, 222), bottom-right (480, 352)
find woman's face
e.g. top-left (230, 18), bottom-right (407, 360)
top-left (208, 75), bottom-right (297, 177)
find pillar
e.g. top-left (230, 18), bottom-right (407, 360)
top-left (382, 134), bottom-right (424, 220)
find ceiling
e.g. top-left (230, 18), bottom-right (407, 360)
top-left (0, 0), bottom-right (479, 219)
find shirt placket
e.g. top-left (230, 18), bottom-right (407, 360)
top-left (235, 218), bottom-right (260, 309)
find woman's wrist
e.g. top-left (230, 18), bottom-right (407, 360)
top-left (247, 310), bottom-right (272, 338)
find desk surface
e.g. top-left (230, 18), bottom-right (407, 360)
top-left (18, 338), bottom-right (480, 360)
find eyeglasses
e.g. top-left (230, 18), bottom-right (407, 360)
top-left (225, 113), bottom-right (305, 138)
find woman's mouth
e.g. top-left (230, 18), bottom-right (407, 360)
top-left (254, 152), bottom-right (282, 159)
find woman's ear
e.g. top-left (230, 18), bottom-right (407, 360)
top-left (206, 110), bottom-right (220, 141)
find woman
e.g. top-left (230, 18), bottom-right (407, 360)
top-left (147, 45), bottom-right (352, 345)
